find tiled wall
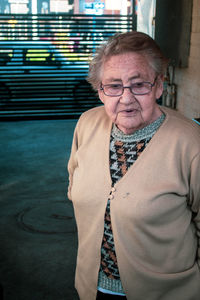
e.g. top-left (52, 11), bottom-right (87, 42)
top-left (175, 0), bottom-right (200, 119)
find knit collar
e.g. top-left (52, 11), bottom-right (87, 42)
top-left (111, 113), bottom-right (165, 142)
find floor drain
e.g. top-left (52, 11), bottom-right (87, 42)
top-left (17, 201), bottom-right (77, 234)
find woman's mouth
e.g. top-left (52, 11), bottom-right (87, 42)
top-left (120, 109), bottom-right (138, 115)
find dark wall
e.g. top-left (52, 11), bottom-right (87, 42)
top-left (155, 0), bottom-right (193, 67)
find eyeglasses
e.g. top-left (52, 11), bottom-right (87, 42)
top-left (100, 77), bottom-right (157, 97)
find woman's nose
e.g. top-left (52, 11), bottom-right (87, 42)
top-left (119, 87), bottom-right (136, 104)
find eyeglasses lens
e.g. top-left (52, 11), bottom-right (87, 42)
top-left (103, 82), bottom-right (152, 96)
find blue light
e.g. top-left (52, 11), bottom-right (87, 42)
top-left (84, 1), bottom-right (105, 15)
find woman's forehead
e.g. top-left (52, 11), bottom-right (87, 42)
top-left (101, 53), bottom-right (155, 81)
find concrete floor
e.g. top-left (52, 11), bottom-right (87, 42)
top-left (0, 119), bottom-right (79, 300)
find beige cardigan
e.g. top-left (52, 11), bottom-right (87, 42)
top-left (68, 106), bottom-right (200, 300)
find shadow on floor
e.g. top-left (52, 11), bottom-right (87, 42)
top-left (0, 119), bottom-right (79, 300)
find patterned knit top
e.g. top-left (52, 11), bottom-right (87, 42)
top-left (98, 113), bottom-right (165, 295)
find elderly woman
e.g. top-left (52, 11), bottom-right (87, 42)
top-left (67, 31), bottom-right (200, 300)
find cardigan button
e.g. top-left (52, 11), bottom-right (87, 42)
top-left (111, 187), bottom-right (116, 193)
top-left (109, 194), bottom-right (114, 200)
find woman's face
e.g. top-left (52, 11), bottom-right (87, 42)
top-left (98, 52), bottom-right (163, 134)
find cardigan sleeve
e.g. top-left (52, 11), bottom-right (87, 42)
top-left (189, 153), bottom-right (200, 268)
top-left (67, 124), bottom-right (79, 201)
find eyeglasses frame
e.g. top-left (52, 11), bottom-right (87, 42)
top-left (99, 76), bottom-right (158, 97)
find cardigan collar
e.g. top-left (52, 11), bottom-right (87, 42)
top-left (111, 113), bottom-right (165, 143)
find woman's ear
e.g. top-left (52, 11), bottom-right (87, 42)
top-left (98, 89), bottom-right (105, 104)
top-left (156, 75), bottom-right (164, 100)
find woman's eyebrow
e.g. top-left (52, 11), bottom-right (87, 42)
top-left (104, 75), bottom-right (141, 83)
top-left (104, 78), bottom-right (122, 83)
top-left (129, 75), bottom-right (141, 81)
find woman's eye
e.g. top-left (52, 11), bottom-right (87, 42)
top-left (133, 82), bottom-right (144, 88)
top-left (109, 84), bottom-right (122, 89)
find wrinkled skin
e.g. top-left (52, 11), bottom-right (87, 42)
top-left (98, 52), bottom-right (164, 134)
